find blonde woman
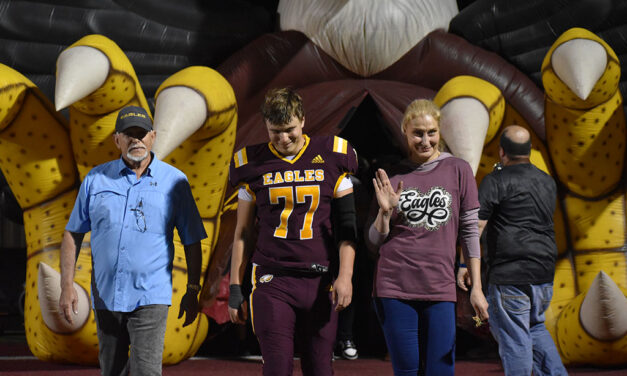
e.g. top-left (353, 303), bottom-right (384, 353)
top-left (368, 99), bottom-right (489, 375)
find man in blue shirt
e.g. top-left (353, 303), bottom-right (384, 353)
top-left (58, 106), bottom-right (207, 376)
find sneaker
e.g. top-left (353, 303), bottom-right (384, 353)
top-left (337, 339), bottom-right (358, 360)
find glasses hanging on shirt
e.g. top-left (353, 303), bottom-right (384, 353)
top-left (131, 199), bottom-right (146, 232)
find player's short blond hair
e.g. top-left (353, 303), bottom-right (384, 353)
top-left (261, 87), bottom-right (305, 126)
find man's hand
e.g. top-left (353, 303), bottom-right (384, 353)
top-left (456, 266), bottom-right (472, 291)
top-left (332, 275), bottom-right (352, 311)
top-left (178, 290), bottom-right (200, 327)
top-left (470, 287), bottom-right (490, 323)
top-left (59, 286), bottom-right (79, 325)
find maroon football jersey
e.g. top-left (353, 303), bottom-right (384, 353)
top-left (229, 135), bottom-right (358, 270)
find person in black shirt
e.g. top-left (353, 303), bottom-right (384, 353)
top-left (458, 125), bottom-right (567, 376)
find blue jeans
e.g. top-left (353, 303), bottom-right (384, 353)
top-left (94, 304), bottom-right (169, 376)
top-left (374, 298), bottom-right (455, 376)
top-left (488, 283), bottom-right (567, 376)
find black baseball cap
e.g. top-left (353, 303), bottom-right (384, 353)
top-left (115, 106), bottom-right (153, 133)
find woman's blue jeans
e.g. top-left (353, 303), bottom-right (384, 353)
top-left (373, 298), bottom-right (455, 376)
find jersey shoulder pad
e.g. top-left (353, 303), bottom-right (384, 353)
top-left (232, 147), bottom-right (249, 169)
top-left (229, 144), bottom-right (265, 187)
top-left (327, 135), bottom-right (358, 175)
top-left (331, 135), bottom-right (350, 155)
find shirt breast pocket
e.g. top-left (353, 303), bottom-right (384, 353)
top-left (139, 190), bottom-right (171, 235)
top-left (89, 190), bottom-right (125, 230)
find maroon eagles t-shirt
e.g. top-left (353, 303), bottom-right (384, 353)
top-left (229, 135), bottom-right (358, 270)
top-left (374, 154), bottom-right (479, 301)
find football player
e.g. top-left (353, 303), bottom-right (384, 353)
top-left (228, 87), bottom-right (358, 375)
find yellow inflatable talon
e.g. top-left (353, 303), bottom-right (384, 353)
top-left (55, 46), bottom-right (110, 111)
top-left (434, 75), bottom-right (505, 145)
top-left (0, 35), bottom-right (238, 366)
top-left (38, 262), bottom-right (90, 333)
top-left (543, 27), bottom-right (627, 366)
top-left (434, 76), bottom-right (505, 175)
top-left (65, 34), bottom-right (149, 114)
top-left (555, 272), bottom-right (627, 365)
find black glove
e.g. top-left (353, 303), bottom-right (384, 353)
top-left (228, 284), bottom-right (245, 309)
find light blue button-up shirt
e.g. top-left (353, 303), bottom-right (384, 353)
top-left (66, 155), bottom-right (207, 312)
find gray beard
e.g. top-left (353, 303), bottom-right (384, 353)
top-left (126, 149), bottom-right (148, 162)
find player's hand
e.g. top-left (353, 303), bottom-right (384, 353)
top-left (456, 266), bottom-right (472, 291)
top-left (178, 290), bottom-right (200, 327)
top-left (59, 286), bottom-right (79, 325)
top-left (228, 302), bottom-right (248, 325)
top-left (372, 168), bottom-right (403, 215)
top-left (470, 286), bottom-right (489, 323)
top-left (332, 275), bottom-right (353, 311)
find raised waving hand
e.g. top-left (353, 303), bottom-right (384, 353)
top-left (372, 168), bottom-right (403, 216)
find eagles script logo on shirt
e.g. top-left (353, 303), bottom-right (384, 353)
top-left (398, 187), bottom-right (452, 231)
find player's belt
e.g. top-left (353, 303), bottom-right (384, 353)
top-left (264, 263), bottom-right (329, 275)
top-left (308, 263), bottom-right (329, 274)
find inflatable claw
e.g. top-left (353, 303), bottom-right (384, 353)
top-left (540, 27), bottom-right (627, 365)
top-left (431, 68), bottom-right (626, 368)
top-left (556, 271), bottom-right (627, 365)
top-left (432, 25), bottom-right (627, 367)
top-left (0, 62), bottom-right (91, 362)
top-left (0, 34), bottom-right (237, 365)
top-left (433, 75), bottom-right (505, 176)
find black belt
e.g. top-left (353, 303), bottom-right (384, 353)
top-left (261, 263), bottom-right (329, 276)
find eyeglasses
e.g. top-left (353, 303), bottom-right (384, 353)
top-left (118, 129), bottom-right (150, 140)
top-left (130, 199), bottom-right (146, 232)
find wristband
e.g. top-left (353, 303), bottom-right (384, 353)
top-left (229, 284), bottom-right (245, 309)
top-left (459, 263), bottom-right (467, 268)
top-left (187, 283), bottom-right (201, 293)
